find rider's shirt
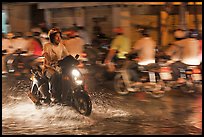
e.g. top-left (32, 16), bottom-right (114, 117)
top-left (110, 35), bottom-right (131, 59)
top-left (173, 38), bottom-right (200, 65)
top-left (133, 37), bottom-right (156, 65)
top-left (43, 42), bottom-right (69, 64)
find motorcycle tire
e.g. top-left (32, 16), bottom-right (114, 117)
top-left (72, 91), bottom-right (92, 116)
top-left (180, 82), bottom-right (202, 94)
top-left (114, 73), bottom-right (129, 95)
top-left (150, 90), bottom-right (165, 98)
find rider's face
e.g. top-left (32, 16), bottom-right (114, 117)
top-left (54, 33), bottom-right (61, 45)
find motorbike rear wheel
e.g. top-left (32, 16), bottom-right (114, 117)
top-left (72, 91), bottom-right (92, 116)
top-left (180, 82), bottom-right (202, 94)
top-left (148, 82), bottom-right (165, 98)
top-left (114, 73), bottom-right (129, 95)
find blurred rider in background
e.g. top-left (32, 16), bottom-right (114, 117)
top-left (165, 29), bottom-right (201, 83)
top-left (104, 27), bottom-right (131, 72)
top-left (127, 28), bottom-right (156, 82)
top-left (63, 30), bottom-right (85, 59)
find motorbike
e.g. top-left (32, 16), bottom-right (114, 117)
top-left (4, 48), bottom-right (44, 77)
top-left (156, 54), bottom-right (202, 94)
top-left (27, 55), bottom-right (92, 116)
top-left (114, 53), bottom-right (166, 98)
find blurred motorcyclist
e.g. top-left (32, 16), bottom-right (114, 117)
top-left (63, 30), bottom-right (85, 59)
top-left (166, 29), bottom-right (201, 83)
top-left (104, 27), bottom-right (131, 72)
top-left (78, 26), bottom-right (92, 46)
top-left (21, 32), bottom-right (43, 72)
top-left (3, 32), bottom-right (28, 75)
top-left (127, 28), bottom-right (157, 82)
top-left (43, 27), bottom-right (70, 103)
top-left (2, 33), bottom-right (12, 74)
top-left (12, 32), bottom-right (28, 51)
top-left (165, 29), bottom-right (187, 62)
top-left (39, 32), bottom-right (49, 45)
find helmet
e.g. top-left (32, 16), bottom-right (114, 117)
top-left (6, 32), bottom-right (15, 39)
top-left (14, 32), bottom-right (23, 38)
top-left (24, 31), bottom-right (33, 38)
top-left (48, 27), bottom-right (61, 44)
top-left (174, 29), bottom-right (186, 39)
top-left (139, 28), bottom-right (150, 37)
top-left (188, 29), bottom-right (198, 38)
top-left (113, 27), bottom-right (124, 34)
top-left (63, 30), bottom-right (78, 38)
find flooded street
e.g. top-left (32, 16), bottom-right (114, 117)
top-left (2, 75), bottom-right (202, 135)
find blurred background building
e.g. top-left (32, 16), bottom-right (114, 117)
top-left (2, 2), bottom-right (202, 47)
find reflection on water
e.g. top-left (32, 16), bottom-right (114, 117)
top-left (2, 78), bottom-right (202, 135)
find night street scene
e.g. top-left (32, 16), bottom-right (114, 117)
top-left (2, 2), bottom-right (202, 135)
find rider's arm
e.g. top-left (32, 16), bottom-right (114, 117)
top-left (128, 39), bottom-right (142, 55)
top-left (165, 44), bottom-right (178, 56)
top-left (105, 48), bottom-right (116, 63)
top-left (104, 38), bottom-right (118, 63)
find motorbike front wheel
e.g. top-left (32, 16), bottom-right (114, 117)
top-left (114, 73), bottom-right (129, 95)
top-left (72, 91), bottom-right (92, 116)
top-left (149, 82), bottom-right (165, 98)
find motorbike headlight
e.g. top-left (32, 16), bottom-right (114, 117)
top-left (72, 69), bottom-right (81, 77)
top-left (72, 69), bottom-right (83, 85)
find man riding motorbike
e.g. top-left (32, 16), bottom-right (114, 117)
top-left (126, 28), bottom-right (157, 83)
top-left (42, 27), bottom-right (70, 104)
top-left (104, 27), bottom-right (131, 72)
top-left (165, 29), bottom-right (201, 83)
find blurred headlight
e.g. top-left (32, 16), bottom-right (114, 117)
top-left (72, 69), bottom-right (81, 77)
top-left (72, 69), bottom-right (83, 85)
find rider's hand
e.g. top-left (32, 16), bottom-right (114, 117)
top-left (104, 59), bottom-right (111, 65)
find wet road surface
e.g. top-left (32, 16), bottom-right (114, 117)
top-left (2, 74), bottom-right (202, 135)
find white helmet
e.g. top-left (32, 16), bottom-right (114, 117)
top-left (174, 29), bottom-right (186, 39)
top-left (40, 33), bottom-right (48, 39)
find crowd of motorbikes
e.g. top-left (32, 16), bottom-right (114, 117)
top-left (114, 52), bottom-right (202, 98)
top-left (2, 33), bottom-right (202, 116)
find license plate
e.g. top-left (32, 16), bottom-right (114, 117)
top-left (160, 72), bottom-right (172, 80)
top-left (192, 74), bottom-right (202, 81)
top-left (149, 72), bottom-right (156, 82)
